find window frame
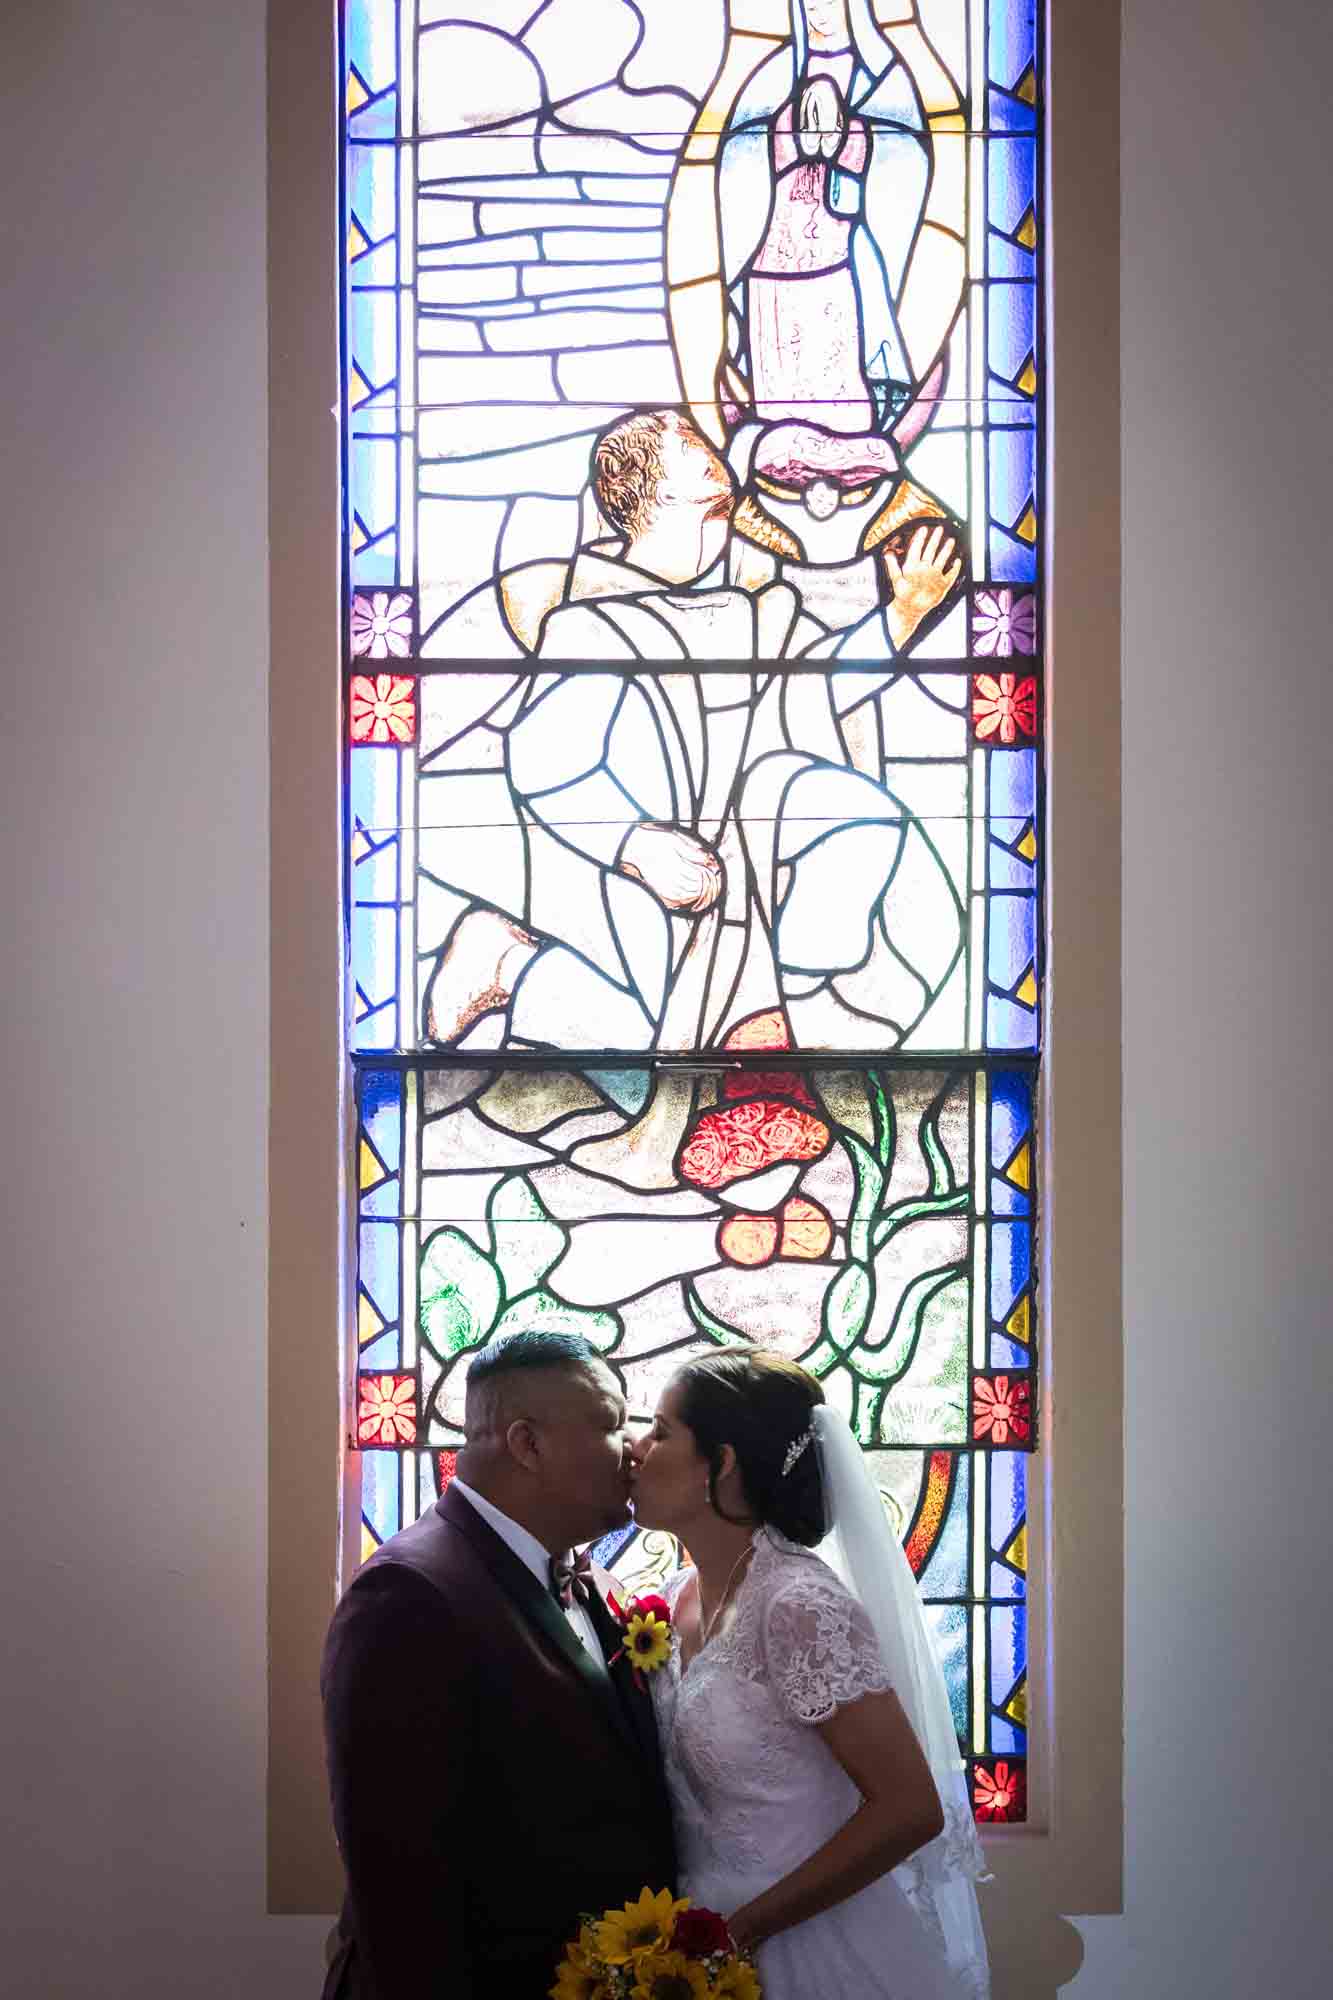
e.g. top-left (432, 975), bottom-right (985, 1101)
top-left (266, 0), bottom-right (1123, 1963)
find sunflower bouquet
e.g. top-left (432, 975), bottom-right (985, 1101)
top-left (551, 1887), bottom-right (761, 2000)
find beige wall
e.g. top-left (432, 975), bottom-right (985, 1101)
top-left (4, 1), bottom-right (1331, 1995)
top-left (0, 2), bottom-right (328, 1989)
top-left (1089, 1), bottom-right (1333, 1991)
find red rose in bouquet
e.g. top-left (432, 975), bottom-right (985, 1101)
top-left (672, 1906), bottom-right (735, 1958)
top-left (552, 1889), bottom-right (760, 1999)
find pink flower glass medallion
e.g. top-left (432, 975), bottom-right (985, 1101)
top-left (350, 589), bottom-right (413, 660)
top-left (971, 588), bottom-right (1036, 658)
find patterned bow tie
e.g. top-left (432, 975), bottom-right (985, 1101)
top-left (550, 1546), bottom-right (594, 1610)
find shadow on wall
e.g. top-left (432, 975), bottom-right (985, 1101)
top-left (980, 1888), bottom-right (1085, 1998)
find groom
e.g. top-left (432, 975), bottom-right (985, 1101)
top-left (320, 1331), bottom-right (675, 1997)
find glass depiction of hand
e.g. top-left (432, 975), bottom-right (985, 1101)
top-left (883, 522), bottom-right (962, 651)
top-left (617, 822), bottom-right (724, 914)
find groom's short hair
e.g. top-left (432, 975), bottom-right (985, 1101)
top-left (464, 1329), bottom-right (607, 1438)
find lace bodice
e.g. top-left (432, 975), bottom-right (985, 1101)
top-left (653, 1534), bottom-right (895, 1892)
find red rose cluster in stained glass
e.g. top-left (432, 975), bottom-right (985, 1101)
top-left (679, 1099), bottom-right (831, 1190)
top-left (357, 1372), bottom-right (417, 1445)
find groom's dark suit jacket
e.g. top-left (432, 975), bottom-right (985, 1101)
top-left (320, 1485), bottom-right (676, 1999)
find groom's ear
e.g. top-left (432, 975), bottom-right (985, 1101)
top-left (716, 1442), bottom-right (739, 1482)
top-left (505, 1416), bottom-right (541, 1471)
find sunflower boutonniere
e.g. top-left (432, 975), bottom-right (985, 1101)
top-left (606, 1589), bottom-right (675, 1686)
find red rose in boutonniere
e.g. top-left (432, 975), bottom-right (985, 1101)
top-left (606, 1588), bottom-right (675, 1686)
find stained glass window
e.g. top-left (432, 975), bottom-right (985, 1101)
top-left (342, 0), bottom-right (1041, 1821)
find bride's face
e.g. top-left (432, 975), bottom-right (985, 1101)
top-left (629, 1381), bottom-right (710, 1533)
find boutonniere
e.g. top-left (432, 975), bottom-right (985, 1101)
top-left (605, 1588), bottom-right (674, 1686)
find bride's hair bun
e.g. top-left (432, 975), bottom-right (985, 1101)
top-left (672, 1348), bottom-right (826, 1546)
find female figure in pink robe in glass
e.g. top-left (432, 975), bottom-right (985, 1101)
top-left (720, 0), bottom-right (929, 453)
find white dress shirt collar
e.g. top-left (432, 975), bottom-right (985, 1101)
top-left (450, 1477), bottom-right (553, 1587)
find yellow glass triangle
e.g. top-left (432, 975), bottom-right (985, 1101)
top-left (1015, 503), bottom-right (1038, 544)
top-left (1016, 207), bottom-right (1038, 251)
top-left (358, 1291), bottom-right (386, 1346)
top-left (1016, 354), bottom-right (1038, 397)
top-left (1004, 1521), bottom-right (1029, 1574)
top-left (1015, 63), bottom-right (1037, 105)
top-left (354, 988), bottom-right (371, 1023)
top-left (1014, 964), bottom-right (1038, 1007)
top-left (351, 517), bottom-right (368, 554)
top-left (350, 828), bottom-right (371, 864)
top-left (347, 219), bottom-right (371, 263)
top-left (1017, 822), bottom-right (1037, 862)
top-left (359, 1137), bottom-right (387, 1191)
top-left (1005, 1294), bottom-right (1031, 1346)
top-left (1003, 1139), bottom-right (1031, 1191)
top-left (1003, 1674), bottom-right (1029, 1728)
top-left (347, 69), bottom-right (369, 115)
top-left (350, 364), bottom-right (373, 410)
top-left (360, 1521), bottom-right (380, 1564)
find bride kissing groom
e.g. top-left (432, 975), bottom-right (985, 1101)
top-left (321, 1330), bottom-right (989, 1998)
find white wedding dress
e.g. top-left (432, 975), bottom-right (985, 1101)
top-left (653, 1532), bottom-right (972, 2000)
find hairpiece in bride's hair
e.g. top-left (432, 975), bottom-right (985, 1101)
top-left (781, 1425), bottom-right (815, 1478)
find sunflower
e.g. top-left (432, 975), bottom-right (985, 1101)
top-left (628, 1950), bottom-right (712, 2000)
top-left (549, 1953), bottom-right (616, 2000)
top-left (624, 1610), bottom-right (674, 1674)
top-left (595, 1888), bottom-right (689, 1965)
top-left (710, 1962), bottom-right (762, 2000)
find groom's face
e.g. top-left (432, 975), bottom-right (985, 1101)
top-left (532, 1361), bottom-right (633, 1542)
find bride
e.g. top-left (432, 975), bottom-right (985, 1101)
top-left (628, 1348), bottom-right (989, 1999)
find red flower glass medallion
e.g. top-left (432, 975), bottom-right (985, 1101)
top-left (350, 673), bottom-right (418, 745)
top-left (972, 1373), bottom-right (1033, 1447)
top-left (357, 1372), bottom-right (418, 1446)
top-left (971, 672), bottom-right (1037, 744)
top-left (973, 1757), bottom-right (1027, 1823)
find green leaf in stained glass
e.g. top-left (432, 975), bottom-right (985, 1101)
top-left (489, 1287), bottom-right (621, 1352)
top-left (487, 1173), bottom-right (566, 1296)
top-left (419, 1227), bottom-right (500, 1359)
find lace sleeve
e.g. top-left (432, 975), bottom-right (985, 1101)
top-left (761, 1559), bottom-right (895, 1725)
